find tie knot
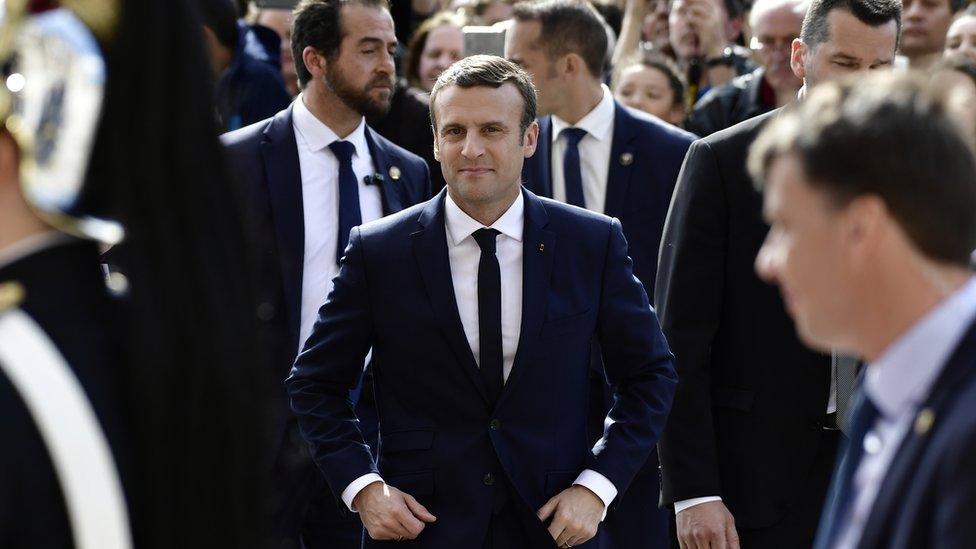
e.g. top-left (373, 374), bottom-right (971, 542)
top-left (472, 228), bottom-right (500, 254)
top-left (561, 127), bottom-right (587, 147)
top-left (328, 140), bottom-right (355, 163)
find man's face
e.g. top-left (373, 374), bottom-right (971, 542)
top-left (506, 19), bottom-right (561, 116)
top-left (901, 0), bottom-right (954, 60)
top-left (750, 3), bottom-right (803, 91)
top-left (755, 154), bottom-right (856, 351)
top-left (256, 9), bottom-right (297, 94)
top-left (945, 14), bottom-right (976, 64)
top-left (791, 9), bottom-right (898, 89)
top-left (417, 24), bottom-right (464, 92)
top-left (668, 0), bottom-right (731, 61)
top-left (432, 83), bottom-right (538, 212)
top-left (324, 5), bottom-right (397, 117)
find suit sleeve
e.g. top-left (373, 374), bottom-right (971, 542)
top-left (286, 227), bottom-right (378, 498)
top-left (934, 422), bottom-right (976, 548)
top-left (655, 139), bottom-right (728, 504)
top-left (588, 217), bottom-right (678, 495)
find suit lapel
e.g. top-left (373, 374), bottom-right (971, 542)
top-left (604, 102), bottom-right (638, 219)
top-left (364, 127), bottom-right (404, 215)
top-left (261, 106), bottom-right (305, 349)
top-left (412, 191), bottom-right (490, 406)
top-left (856, 318), bottom-right (976, 548)
top-left (498, 190), bottom-right (555, 408)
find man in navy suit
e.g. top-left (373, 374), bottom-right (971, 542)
top-left (222, 1), bottom-right (430, 546)
top-left (749, 72), bottom-right (976, 549)
top-left (506, 3), bottom-right (694, 546)
top-left (287, 55), bottom-right (677, 548)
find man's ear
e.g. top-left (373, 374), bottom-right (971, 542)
top-left (432, 125), bottom-right (441, 161)
top-left (302, 46), bottom-right (327, 80)
top-left (843, 194), bottom-right (887, 269)
top-left (522, 119), bottom-right (539, 158)
top-left (791, 38), bottom-right (807, 80)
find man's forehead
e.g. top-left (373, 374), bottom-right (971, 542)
top-left (340, 4), bottom-right (395, 38)
top-left (436, 84), bottom-right (523, 123)
top-left (820, 11), bottom-right (898, 55)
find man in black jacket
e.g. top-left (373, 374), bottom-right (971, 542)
top-left (655, 0), bottom-right (900, 546)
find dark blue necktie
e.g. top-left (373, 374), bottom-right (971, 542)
top-left (823, 390), bottom-right (881, 546)
top-left (328, 140), bottom-right (362, 265)
top-left (561, 127), bottom-right (588, 208)
top-left (473, 228), bottom-right (503, 405)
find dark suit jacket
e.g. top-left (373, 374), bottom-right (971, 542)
top-left (521, 100), bottom-right (696, 299)
top-left (655, 111), bottom-right (834, 532)
top-left (221, 104), bottom-right (430, 540)
top-left (815, 319), bottom-right (976, 549)
top-left (287, 188), bottom-right (677, 548)
top-left (0, 239), bottom-right (129, 549)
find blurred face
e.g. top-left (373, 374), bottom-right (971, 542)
top-left (750, 2), bottom-right (803, 91)
top-left (642, 0), bottom-right (672, 50)
top-left (506, 20), bottom-right (561, 116)
top-left (417, 24), bottom-right (464, 92)
top-left (256, 9), bottom-right (297, 95)
top-left (480, 1), bottom-right (515, 25)
top-left (791, 9), bottom-right (898, 89)
top-left (932, 69), bottom-right (976, 144)
top-left (324, 5), bottom-right (397, 117)
top-left (945, 14), bottom-right (976, 64)
top-left (901, 0), bottom-right (954, 59)
top-left (669, 0), bottom-right (731, 61)
top-left (432, 83), bottom-right (538, 212)
top-left (755, 154), bottom-right (856, 351)
top-left (614, 64), bottom-right (685, 125)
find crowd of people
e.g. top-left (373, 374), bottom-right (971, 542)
top-left (2, 0), bottom-right (976, 549)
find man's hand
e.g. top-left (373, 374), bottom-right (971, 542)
top-left (353, 481), bottom-right (437, 541)
top-left (676, 500), bottom-right (740, 549)
top-left (537, 485), bottom-right (605, 548)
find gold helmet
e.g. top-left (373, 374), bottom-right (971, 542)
top-left (0, 0), bottom-right (122, 244)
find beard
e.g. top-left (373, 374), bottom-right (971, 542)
top-left (324, 62), bottom-right (394, 118)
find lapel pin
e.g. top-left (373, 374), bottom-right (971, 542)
top-left (538, 243), bottom-right (545, 253)
top-left (389, 166), bottom-right (401, 181)
top-left (914, 408), bottom-right (935, 435)
top-left (620, 152), bottom-right (634, 166)
top-left (0, 281), bottom-right (25, 312)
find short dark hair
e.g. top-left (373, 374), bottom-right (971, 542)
top-left (197, 0), bottom-right (242, 51)
top-left (291, 0), bottom-right (389, 88)
top-left (512, 0), bottom-right (609, 79)
top-left (429, 54), bottom-right (538, 139)
top-left (800, 0), bottom-right (902, 51)
top-left (748, 72), bottom-right (976, 266)
top-left (404, 11), bottom-right (467, 89)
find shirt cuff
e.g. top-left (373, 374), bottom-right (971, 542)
top-left (573, 469), bottom-right (618, 521)
top-left (341, 473), bottom-right (384, 512)
top-left (674, 496), bottom-right (723, 515)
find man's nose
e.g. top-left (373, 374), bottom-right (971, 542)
top-left (461, 134), bottom-right (486, 158)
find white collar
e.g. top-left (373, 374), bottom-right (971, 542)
top-left (866, 276), bottom-right (976, 419)
top-left (444, 191), bottom-right (524, 247)
top-left (0, 231), bottom-right (75, 271)
top-left (292, 94), bottom-right (370, 158)
top-left (550, 84), bottom-right (615, 144)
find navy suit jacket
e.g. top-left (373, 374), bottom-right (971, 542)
top-left (815, 317), bottom-right (976, 549)
top-left (520, 101), bottom-right (696, 299)
top-left (222, 104), bottom-right (430, 539)
top-left (287, 188), bottom-right (677, 548)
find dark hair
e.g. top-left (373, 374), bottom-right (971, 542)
top-left (429, 54), bottom-right (537, 137)
top-left (196, 0), bottom-right (242, 51)
top-left (749, 72), bottom-right (976, 265)
top-left (78, 0), bottom-right (270, 546)
top-left (800, 0), bottom-right (902, 51)
top-left (404, 11), bottom-right (467, 90)
top-left (950, 0), bottom-right (968, 14)
top-left (613, 53), bottom-right (687, 109)
top-left (512, 0), bottom-right (609, 79)
top-left (291, 0), bottom-right (390, 88)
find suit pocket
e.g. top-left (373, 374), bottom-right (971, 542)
top-left (712, 386), bottom-right (755, 412)
top-left (380, 430), bottom-right (435, 454)
top-left (544, 470), bottom-right (579, 499)
top-left (539, 309), bottom-right (591, 340)
top-left (386, 470), bottom-right (435, 496)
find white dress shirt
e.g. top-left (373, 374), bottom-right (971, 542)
top-left (292, 95), bottom-right (384, 353)
top-left (341, 192), bottom-right (619, 517)
top-left (550, 85), bottom-right (616, 214)
top-left (833, 276), bottom-right (976, 548)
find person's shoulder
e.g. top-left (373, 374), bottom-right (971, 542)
top-left (357, 197), bottom-right (433, 240)
top-left (535, 193), bottom-right (614, 231)
top-left (221, 113), bottom-right (280, 148)
top-left (617, 102), bottom-right (697, 145)
top-left (695, 71), bottom-right (755, 108)
top-left (700, 108), bottom-right (779, 151)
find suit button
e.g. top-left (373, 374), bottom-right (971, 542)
top-left (483, 473), bottom-right (496, 486)
top-left (489, 419), bottom-right (501, 431)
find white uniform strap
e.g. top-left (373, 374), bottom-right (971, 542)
top-left (0, 308), bottom-right (132, 549)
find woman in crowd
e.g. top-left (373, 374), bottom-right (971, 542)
top-left (404, 11), bottom-right (466, 93)
top-left (614, 54), bottom-right (689, 127)
top-left (945, 3), bottom-right (976, 65)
